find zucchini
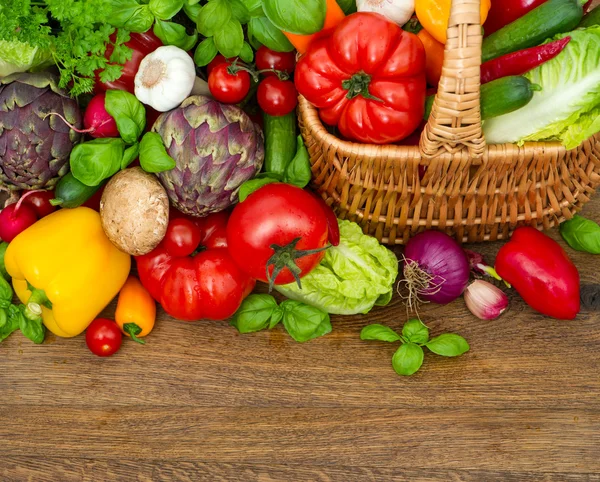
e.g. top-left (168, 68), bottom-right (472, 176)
top-left (263, 112), bottom-right (297, 177)
top-left (51, 173), bottom-right (103, 209)
top-left (424, 76), bottom-right (540, 121)
top-left (482, 0), bottom-right (583, 62)
top-left (579, 6), bottom-right (600, 28)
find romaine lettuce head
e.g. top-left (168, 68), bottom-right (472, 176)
top-left (483, 26), bottom-right (600, 149)
top-left (275, 220), bottom-right (398, 315)
top-left (0, 40), bottom-right (52, 78)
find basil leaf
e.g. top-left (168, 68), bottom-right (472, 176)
top-left (360, 324), bottom-right (402, 343)
top-left (243, 0), bottom-right (264, 17)
top-left (194, 37), bottom-right (218, 67)
top-left (269, 308), bottom-right (283, 329)
top-left (121, 143), bottom-right (140, 169)
top-left (105, 90), bottom-right (146, 144)
top-left (0, 308), bottom-right (19, 343)
top-left (284, 136), bottom-right (311, 188)
top-left (560, 215), bottom-right (600, 255)
top-left (336, 0), bottom-right (357, 14)
top-left (139, 132), bottom-right (176, 173)
top-left (402, 319), bottom-right (429, 345)
top-left (248, 16), bottom-right (294, 53)
top-left (238, 177), bottom-right (279, 202)
top-left (262, 0), bottom-right (326, 36)
top-left (214, 19), bottom-right (244, 58)
top-left (230, 0), bottom-right (251, 23)
top-left (0, 242), bottom-right (9, 281)
top-left (16, 305), bottom-right (45, 345)
top-left (70, 139), bottom-right (125, 187)
top-left (108, 0), bottom-right (155, 32)
top-left (149, 0), bottom-right (184, 20)
top-left (183, 0), bottom-right (202, 22)
top-left (280, 300), bottom-right (332, 343)
top-left (392, 343), bottom-right (424, 376)
top-left (230, 294), bottom-right (279, 333)
top-left (154, 20), bottom-right (199, 51)
top-left (197, 0), bottom-right (231, 37)
top-left (426, 334), bottom-right (470, 357)
top-left (0, 276), bottom-right (13, 307)
top-left (239, 42), bottom-right (254, 63)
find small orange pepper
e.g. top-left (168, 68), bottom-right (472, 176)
top-left (283, 0), bottom-right (345, 54)
top-left (416, 0), bottom-right (491, 44)
top-left (115, 275), bottom-right (156, 344)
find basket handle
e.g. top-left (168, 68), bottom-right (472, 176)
top-left (419, 0), bottom-right (486, 160)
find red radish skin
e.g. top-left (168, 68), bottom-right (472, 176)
top-left (0, 203), bottom-right (38, 242)
top-left (83, 93), bottom-right (119, 138)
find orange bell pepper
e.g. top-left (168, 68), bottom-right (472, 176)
top-left (416, 0), bottom-right (491, 44)
top-left (283, 0), bottom-right (345, 54)
top-left (115, 275), bottom-right (156, 344)
top-left (406, 18), bottom-right (445, 87)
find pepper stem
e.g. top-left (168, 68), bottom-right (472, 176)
top-left (24, 302), bottom-right (43, 321)
top-left (27, 283), bottom-right (52, 309)
top-left (123, 323), bottom-right (146, 345)
top-left (265, 237), bottom-right (330, 292)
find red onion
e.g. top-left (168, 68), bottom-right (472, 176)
top-left (400, 231), bottom-right (470, 309)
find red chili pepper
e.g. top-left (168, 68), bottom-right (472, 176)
top-left (481, 37), bottom-right (571, 84)
top-left (484, 0), bottom-right (548, 36)
top-left (495, 227), bottom-right (580, 320)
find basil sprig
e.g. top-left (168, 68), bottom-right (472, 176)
top-left (560, 215), bottom-right (600, 254)
top-left (361, 319), bottom-right (469, 376)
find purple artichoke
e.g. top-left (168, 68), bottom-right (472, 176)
top-left (0, 72), bottom-right (82, 190)
top-left (153, 95), bottom-right (264, 217)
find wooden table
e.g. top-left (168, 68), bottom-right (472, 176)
top-left (0, 192), bottom-right (599, 481)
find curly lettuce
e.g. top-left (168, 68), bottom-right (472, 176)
top-left (275, 220), bottom-right (398, 315)
top-left (0, 40), bottom-right (52, 77)
top-left (484, 26), bottom-right (600, 149)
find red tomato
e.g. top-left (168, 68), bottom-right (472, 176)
top-left (163, 218), bottom-right (202, 257)
top-left (226, 184), bottom-right (329, 286)
top-left (94, 31), bottom-right (163, 94)
top-left (255, 46), bottom-right (296, 76)
top-left (257, 77), bottom-right (298, 116)
top-left (136, 211), bottom-right (255, 321)
top-left (19, 190), bottom-right (56, 218)
top-left (295, 13), bottom-right (426, 144)
top-left (207, 54), bottom-right (235, 76)
top-left (85, 318), bottom-right (123, 357)
top-left (208, 63), bottom-right (251, 104)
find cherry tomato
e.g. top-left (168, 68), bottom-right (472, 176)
top-left (20, 190), bottom-right (56, 218)
top-left (226, 183), bottom-right (329, 286)
top-left (257, 77), bottom-right (298, 116)
top-left (255, 46), bottom-right (296, 76)
top-left (163, 218), bottom-right (202, 257)
top-left (206, 54), bottom-right (235, 77)
top-left (85, 318), bottom-right (123, 357)
top-left (208, 63), bottom-right (251, 104)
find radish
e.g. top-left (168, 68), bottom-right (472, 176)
top-left (19, 190), bottom-right (56, 218)
top-left (0, 202), bottom-right (38, 242)
top-left (44, 93), bottom-right (119, 138)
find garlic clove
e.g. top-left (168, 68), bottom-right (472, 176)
top-left (464, 280), bottom-right (509, 320)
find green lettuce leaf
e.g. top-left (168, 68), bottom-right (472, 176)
top-left (274, 220), bottom-right (398, 315)
top-left (483, 26), bottom-right (600, 149)
top-left (0, 40), bottom-right (52, 77)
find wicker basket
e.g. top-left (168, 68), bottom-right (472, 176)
top-left (298, 0), bottom-right (600, 244)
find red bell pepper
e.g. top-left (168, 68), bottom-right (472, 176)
top-left (294, 12), bottom-right (426, 145)
top-left (495, 227), bottom-right (580, 320)
top-left (484, 0), bottom-right (548, 36)
top-left (94, 31), bottom-right (163, 94)
top-left (136, 211), bottom-right (255, 321)
top-left (480, 36), bottom-right (571, 84)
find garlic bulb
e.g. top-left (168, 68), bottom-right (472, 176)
top-left (356, 0), bottom-right (415, 27)
top-left (464, 280), bottom-right (509, 320)
top-left (134, 45), bottom-right (210, 112)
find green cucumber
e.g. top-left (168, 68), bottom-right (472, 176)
top-left (51, 173), bottom-right (103, 209)
top-left (424, 76), bottom-right (540, 121)
top-left (263, 112), bottom-right (297, 177)
top-left (579, 6), bottom-right (600, 28)
top-left (482, 0), bottom-right (583, 62)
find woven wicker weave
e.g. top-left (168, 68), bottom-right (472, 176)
top-left (298, 0), bottom-right (600, 244)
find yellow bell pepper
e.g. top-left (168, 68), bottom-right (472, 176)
top-left (4, 207), bottom-right (131, 338)
top-left (416, 0), bottom-right (491, 44)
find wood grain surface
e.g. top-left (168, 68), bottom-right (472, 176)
top-left (0, 192), bottom-right (599, 481)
